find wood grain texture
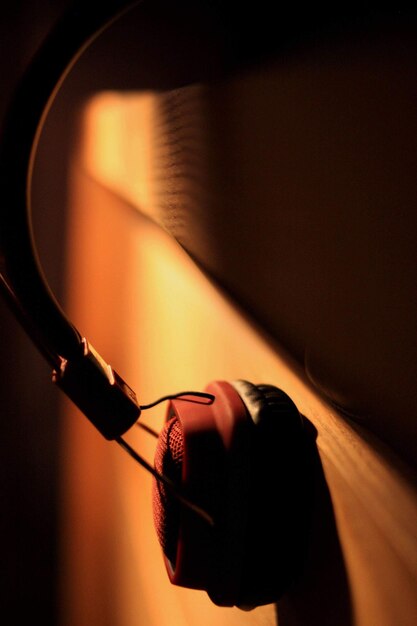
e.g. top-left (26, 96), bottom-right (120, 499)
top-left (60, 133), bottom-right (417, 624)
top-left (79, 28), bottom-right (417, 472)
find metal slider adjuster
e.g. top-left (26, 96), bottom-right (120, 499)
top-left (52, 338), bottom-right (140, 439)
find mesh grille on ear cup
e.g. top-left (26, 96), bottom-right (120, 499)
top-left (153, 416), bottom-right (184, 567)
top-left (152, 381), bottom-right (312, 608)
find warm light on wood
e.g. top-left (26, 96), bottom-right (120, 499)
top-left (60, 92), bottom-right (417, 626)
top-left (81, 91), bottom-right (157, 216)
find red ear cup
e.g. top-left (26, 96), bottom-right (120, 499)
top-left (153, 380), bottom-right (311, 609)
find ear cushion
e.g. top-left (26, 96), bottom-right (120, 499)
top-left (153, 381), bottom-right (251, 594)
top-left (232, 379), bottom-right (304, 427)
top-left (153, 380), bottom-right (311, 609)
top-left (227, 380), bottom-right (310, 609)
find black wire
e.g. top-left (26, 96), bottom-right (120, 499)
top-left (136, 390), bottom-right (216, 435)
top-left (140, 391), bottom-right (215, 411)
top-left (136, 422), bottom-right (159, 438)
top-left (116, 436), bottom-right (214, 526)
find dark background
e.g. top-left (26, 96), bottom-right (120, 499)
top-left (0, 2), bottom-right (69, 624)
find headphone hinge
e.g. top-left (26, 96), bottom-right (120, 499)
top-left (52, 338), bottom-right (140, 439)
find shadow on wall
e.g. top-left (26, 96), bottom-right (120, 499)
top-left (0, 2), bottom-right (73, 625)
top-left (276, 418), bottom-right (353, 626)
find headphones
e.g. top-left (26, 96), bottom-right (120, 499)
top-left (0, 0), bottom-right (312, 609)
